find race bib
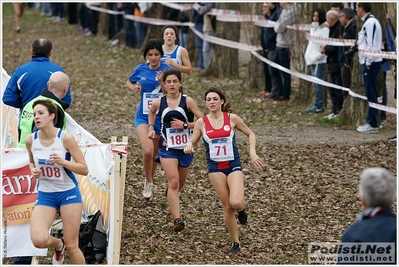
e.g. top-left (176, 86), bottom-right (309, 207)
top-left (209, 138), bottom-right (234, 162)
top-left (143, 93), bottom-right (163, 114)
top-left (38, 159), bottom-right (65, 183)
top-left (166, 128), bottom-right (190, 149)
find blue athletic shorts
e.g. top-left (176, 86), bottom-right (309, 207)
top-left (158, 146), bottom-right (194, 168)
top-left (207, 160), bottom-right (242, 176)
top-left (35, 186), bottom-right (82, 209)
top-left (134, 116), bottom-right (161, 135)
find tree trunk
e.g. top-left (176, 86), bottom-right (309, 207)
top-left (241, 3), bottom-right (264, 89)
top-left (203, 3), bottom-right (240, 79)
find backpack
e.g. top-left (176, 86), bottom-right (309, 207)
top-left (78, 210), bottom-right (108, 264)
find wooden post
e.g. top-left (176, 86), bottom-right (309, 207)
top-left (111, 136), bottom-right (128, 265)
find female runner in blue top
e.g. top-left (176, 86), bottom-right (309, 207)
top-left (25, 99), bottom-right (88, 264)
top-left (161, 25), bottom-right (192, 74)
top-left (148, 68), bottom-right (203, 232)
top-left (125, 38), bottom-right (171, 199)
top-left (184, 88), bottom-right (264, 254)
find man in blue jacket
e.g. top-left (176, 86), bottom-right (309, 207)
top-left (261, 3), bottom-right (283, 99)
top-left (2, 38), bottom-right (72, 142)
top-left (338, 167), bottom-right (396, 264)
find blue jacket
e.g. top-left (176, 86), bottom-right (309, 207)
top-left (338, 208), bottom-right (396, 264)
top-left (2, 56), bottom-right (72, 109)
top-left (261, 4), bottom-right (283, 51)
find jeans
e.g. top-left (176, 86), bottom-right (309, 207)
top-left (362, 61), bottom-right (382, 127)
top-left (311, 63), bottom-right (326, 108)
top-left (194, 23), bottom-right (204, 69)
top-left (42, 3), bottom-right (50, 15)
top-left (203, 31), bottom-right (215, 68)
top-left (270, 48), bottom-right (291, 100)
top-left (328, 71), bottom-right (343, 115)
top-left (135, 22), bottom-right (147, 49)
top-left (381, 71), bottom-right (387, 121)
top-left (262, 50), bottom-right (272, 92)
top-left (180, 28), bottom-right (189, 48)
top-left (123, 6), bottom-right (136, 48)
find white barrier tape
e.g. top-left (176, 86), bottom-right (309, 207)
top-left (305, 33), bottom-right (397, 59)
top-left (84, 3), bottom-right (396, 115)
top-left (250, 50), bottom-right (397, 114)
top-left (189, 25), bottom-right (262, 52)
top-left (216, 14), bottom-right (265, 23)
top-left (85, 3), bottom-right (123, 15)
top-left (306, 32), bottom-right (356, 46)
top-left (159, 2), bottom-right (193, 12)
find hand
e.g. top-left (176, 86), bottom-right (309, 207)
top-left (31, 167), bottom-right (40, 178)
top-left (250, 153), bottom-right (265, 170)
top-left (49, 152), bottom-right (63, 165)
top-left (170, 118), bottom-right (183, 129)
top-left (165, 57), bottom-right (174, 66)
top-left (148, 129), bottom-right (157, 139)
top-left (156, 71), bottom-right (164, 82)
top-left (184, 143), bottom-right (194, 154)
top-left (132, 83), bottom-right (141, 93)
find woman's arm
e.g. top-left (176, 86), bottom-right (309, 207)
top-left (54, 132), bottom-right (89, 176)
top-left (125, 79), bottom-right (141, 93)
top-left (231, 114), bottom-right (264, 170)
top-left (148, 98), bottom-right (160, 139)
top-left (184, 118), bottom-right (204, 154)
top-left (186, 97), bottom-right (203, 128)
top-left (25, 134), bottom-right (40, 178)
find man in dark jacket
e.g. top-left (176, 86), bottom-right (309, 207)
top-left (338, 168), bottom-right (396, 264)
top-left (338, 8), bottom-right (357, 99)
top-left (320, 9), bottom-right (344, 119)
top-left (261, 2), bottom-right (283, 99)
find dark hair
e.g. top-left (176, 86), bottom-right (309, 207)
top-left (204, 88), bottom-right (233, 113)
top-left (340, 8), bottom-right (355, 20)
top-left (143, 38), bottom-right (164, 60)
top-left (162, 68), bottom-right (183, 93)
top-left (162, 25), bottom-right (179, 45)
top-left (33, 99), bottom-right (57, 118)
top-left (357, 3), bottom-right (371, 13)
top-left (31, 38), bottom-right (52, 57)
top-left (312, 8), bottom-right (326, 24)
top-left (330, 2), bottom-right (344, 10)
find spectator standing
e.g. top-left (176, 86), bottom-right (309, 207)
top-left (136, 3), bottom-right (152, 49)
top-left (86, 2), bottom-right (101, 36)
top-left (320, 10), bottom-right (344, 120)
top-left (148, 68), bottom-right (203, 232)
top-left (12, 2), bottom-right (26, 33)
top-left (124, 39), bottom-right (171, 199)
top-left (161, 25), bottom-right (192, 75)
top-left (338, 168), bottom-right (396, 264)
top-left (195, 3), bottom-right (216, 69)
top-left (184, 88), bottom-right (264, 255)
top-left (18, 72), bottom-right (70, 148)
top-left (51, 3), bottom-right (64, 22)
top-left (119, 2), bottom-right (138, 49)
top-left (67, 3), bottom-right (78, 24)
top-left (3, 38), bottom-right (72, 141)
top-left (304, 8), bottom-right (329, 113)
top-left (192, 3), bottom-right (205, 69)
top-left (270, 2), bottom-right (302, 102)
top-left (26, 99), bottom-right (88, 265)
top-left (330, 2), bottom-right (344, 12)
top-left (262, 3), bottom-right (283, 99)
top-left (109, 3), bottom-right (124, 45)
top-left (338, 8), bottom-right (357, 99)
top-left (355, 3), bottom-right (382, 134)
top-left (77, 3), bottom-right (90, 33)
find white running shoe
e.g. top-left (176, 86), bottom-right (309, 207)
top-left (356, 123), bottom-right (379, 134)
top-left (143, 181), bottom-right (153, 199)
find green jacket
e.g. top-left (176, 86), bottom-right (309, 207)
top-left (17, 89), bottom-right (69, 148)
